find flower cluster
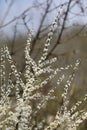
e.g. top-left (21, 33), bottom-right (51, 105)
top-left (0, 5), bottom-right (87, 130)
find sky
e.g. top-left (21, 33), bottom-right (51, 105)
top-left (0, 0), bottom-right (87, 38)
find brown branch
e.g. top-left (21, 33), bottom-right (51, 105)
top-left (46, 0), bottom-right (72, 59)
top-left (22, 15), bottom-right (30, 32)
top-left (30, 0), bottom-right (53, 54)
top-left (61, 24), bottom-right (87, 43)
top-left (10, 22), bottom-right (18, 56)
top-left (0, 0), bottom-right (14, 26)
top-left (0, 3), bottom-right (44, 29)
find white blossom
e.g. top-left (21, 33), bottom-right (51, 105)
top-left (0, 4), bottom-right (87, 130)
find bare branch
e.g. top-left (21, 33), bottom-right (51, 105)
top-left (0, 3), bottom-right (44, 29)
top-left (0, 0), bottom-right (14, 26)
top-left (46, 0), bottom-right (72, 59)
top-left (30, 0), bottom-right (53, 54)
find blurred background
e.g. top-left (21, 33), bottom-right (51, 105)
top-left (0, 0), bottom-right (87, 129)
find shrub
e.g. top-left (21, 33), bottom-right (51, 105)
top-left (0, 5), bottom-right (87, 130)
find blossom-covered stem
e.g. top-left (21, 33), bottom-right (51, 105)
top-left (16, 101), bottom-right (32, 130)
top-left (74, 111), bottom-right (87, 127)
top-left (4, 45), bottom-right (24, 102)
top-left (38, 57), bottom-right (57, 68)
top-left (44, 120), bottom-right (59, 130)
top-left (38, 5), bottom-right (63, 65)
top-left (34, 75), bottom-right (65, 112)
top-left (5, 72), bottom-right (14, 99)
top-left (36, 63), bottom-right (76, 90)
top-left (0, 46), bottom-right (6, 104)
top-left (25, 31), bottom-right (35, 84)
top-left (61, 73), bottom-right (75, 112)
top-left (70, 94), bottom-right (87, 114)
top-left (60, 59), bottom-right (80, 113)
